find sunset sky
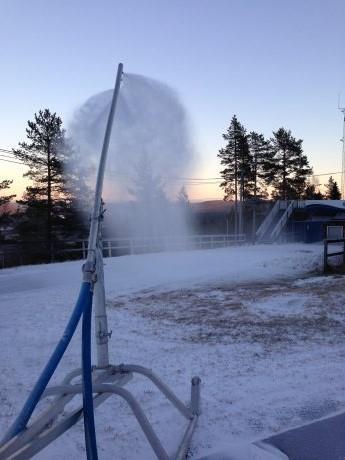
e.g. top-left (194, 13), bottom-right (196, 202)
top-left (1, 0), bottom-right (344, 201)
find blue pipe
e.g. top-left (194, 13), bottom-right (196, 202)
top-left (82, 292), bottom-right (98, 459)
top-left (2, 281), bottom-right (93, 444)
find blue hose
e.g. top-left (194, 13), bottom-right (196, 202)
top-left (2, 281), bottom-right (93, 444)
top-left (82, 292), bottom-right (98, 459)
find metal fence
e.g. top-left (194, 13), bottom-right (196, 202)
top-left (61, 233), bottom-right (246, 260)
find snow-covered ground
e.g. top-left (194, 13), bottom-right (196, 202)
top-left (2, 243), bottom-right (345, 459)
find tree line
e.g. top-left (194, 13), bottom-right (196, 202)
top-left (218, 115), bottom-right (341, 203)
top-left (0, 106), bottom-right (194, 265)
top-left (0, 109), bottom-right (90, 264)
top-left (0, 110), bottom-right (343, 264)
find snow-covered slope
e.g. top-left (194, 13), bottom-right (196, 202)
top-left (0, 243), bottom-right (322, 297)
top-left (3, 243), bottom-right (342, 460)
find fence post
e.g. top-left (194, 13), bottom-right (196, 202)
top-left (107, 240), bottom-right (112, 258)
top-left (82, 240), bottom-right (86, 260)
top-left (323, 240), bottom-right (328, 274)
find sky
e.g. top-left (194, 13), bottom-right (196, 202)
top-left (0, 0), bottom-right (344, 201)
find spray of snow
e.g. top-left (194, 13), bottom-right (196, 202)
top-left (69, 73), bottom-right (194, 238)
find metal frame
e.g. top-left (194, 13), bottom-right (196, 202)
top-left (0, 63), bottom-right (201, 459)
top-left (0, 365), bottom-right (200, 460)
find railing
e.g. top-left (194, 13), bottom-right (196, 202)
top-left (0, 234), bottom-right (246, 268)
top-left (323, 238), bottom-right (345, 273)
top-left (270, 200), bottom-right (297, 240)
top-left (256, 200), bottom-right (280, 241)
top-left (61, 234), bottom-right (246, 260)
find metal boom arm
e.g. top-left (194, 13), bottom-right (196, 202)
top-left (87, 62), bottom-right (123, 262)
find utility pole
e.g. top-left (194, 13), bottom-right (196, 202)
top-left (252, 199), bottom-right (257, 244)
top-left (238, 133), bottom-right (245, 237)
top-left (239, 168), bottom-right (244, 236)
top-left (234, 139), bottom-right (238, 237)
top-left (338, 98), bottom-right (345, 199)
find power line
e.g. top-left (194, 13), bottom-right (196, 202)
top-left (0, 157), bottom-right (25, 165)
top-left (166, 176), bottom-right (222, 181)
top-left (0, 146), bottom-right (342, 181)
top-left (0, 153), bottom-right (18, 160)
top-left (0, 148), bottom-right (14, 155)
top-left (311, 171), bottom-right (342, 177)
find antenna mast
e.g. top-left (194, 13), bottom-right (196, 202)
top-left (338, 97), bottom-right (345, 198)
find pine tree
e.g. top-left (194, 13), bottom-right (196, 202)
top-left (218, 115), bottom-right (252, 203)
top-left (176, 185), bottom-right (192, 233)
top-left (128, 154), bottom-right (166, 205)
top-left (325, 176), bottom-right (341, 200)
top-left (303, 181), bottom-right (324, 199)
top-left (62, 144), bottom-right (92, 240)
top-left (177, 185), bottom-right (189, 206)
top-left (269, 128), bottom-right (312, 200)
top-left (218, 116), bottom-right (257, 234)
top-left (127, 154), bottom-right (168, 237)
top-left (0, 180), bottom-right (16, 208)
top-left (247, 131), bottom-right (272, 199)
top-left (246, 132), bottom-right (273, 239)
top-left (218, 117), bottom-right (250, 231)
top-left (0, 180), bottom-right (16, 241)
top-left (13, 109), bottom-right (88, 262)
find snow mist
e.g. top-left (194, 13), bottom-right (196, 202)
top-left (69, 73), bottom-right (194, 241)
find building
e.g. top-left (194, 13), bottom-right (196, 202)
top-left (256, 200), bottom-right (345, 243)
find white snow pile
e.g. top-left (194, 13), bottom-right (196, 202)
top-left (3, 242), bottom-right (345, 460)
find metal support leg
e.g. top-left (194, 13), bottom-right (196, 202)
top-left (175, 415), bottom-right (198, 460)
top-left (118, 364), bottom-right (193, 419)
top-left (0, 369), bottom-right (83, 458)
top-left (94, 246), bottom-right (110, 368)
top-left (117, 365), bottom-right (202, 459)
top-left (175, 377), bottom-right (201, 460)
top-left (44, 384), bottom-right (170, 460)
top-left (191, 376), bottom-right (201, 416)
top-left (0, 369), bottom-right (131, 460)
top-left (1, 365), bottom-right (201, 460)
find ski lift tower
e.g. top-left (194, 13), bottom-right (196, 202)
top-left (338, 100), bottom-right (345, 198)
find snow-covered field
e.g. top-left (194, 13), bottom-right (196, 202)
top-left (2, 243), bottom-right (345, 459)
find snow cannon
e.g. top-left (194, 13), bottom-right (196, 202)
top-left (0, 63), bottom-right (201, 460)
